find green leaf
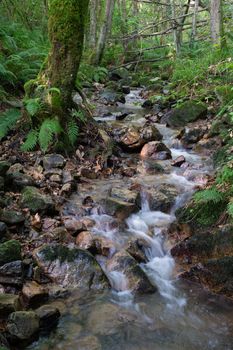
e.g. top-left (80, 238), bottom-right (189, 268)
top-left (67, 118), bottom-right (79, 146)
top-left (25, 98), bottom-right (41, 116)
top-left (38, 118), bottom-right (62, 152)
top-left (0, 108), bottom-right (21, 140)
top-left (21, 129), bottom-right (38, 152)
top-left (194, 187), bottom-right (224, 204)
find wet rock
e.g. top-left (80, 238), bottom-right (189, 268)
top-left (76, 231), bottom-right (114, 257)
top-left (0, 161), bottom-right (10, 177)
top-left (0, 177), bottom-right (4, 191)
top-left (142, 160), bottom-right (164, 174)
top-left (122, 85), bottom-right (130, 94)
top-left (62, 170), bottom-right (73, 184)
top-left (126, 239), bottom-right (150, 263)
top-left (110, 67), bottom-right (129, 81)
top-left (0, 261), bottom-right (23, 286)
top-left (100, 89), bottom-right (125, 104)
top-left (107, 250), bottom-right (157, 294)
top-left (104, 197), bottom-right (137, 221)
top-left (140, 141), bottom-right (172, 160)
top-left (87, 303), bottom-right (132, 336)
top-left (63, 217), bottom-right (85, 235)
top-left (77, 335), bottom-right (102, 350)
top-left (0, 210), bottom-right (24, 225)
top-left (81, 168), bottom-right (98, 179)
top-left (181, 257), bottom-right (233, 297)
top-left (164, 101), bottom-right (207, 127)
top-left (6, 172), bottom-right (34, 191)
top-left (0, 240), bottom-right (21, 267)
top-left (6, 311), bottom-right (39, 345)
top-left (138, 184), bottom-right (178, 212)
top-left (181, 127), bottom-right (207, 146)
top-left (21, 186), bottom-right (55, 214)
top-left (171, 155), bottom-right (186, 167)
top-left (0, 222), bottom-right (7, 236)
top-left (60, 183), bottom-right (72, 195)
top-left (43, 154), bottom-right (65, 170)
top-left (21, 281), bottom-right (48, 308)
top-left (0, 333), bottom-right (9, 349)
top-left (0, 294), bottom-right (20, 318)
top-left (35, 305), bottom-right (60, 333)
top-left (49, 174), bottom-right (62, 183)
top-left (114, 125), bottom-right (162, 152)
top-left (142, 100), bottom-right (153, 108)
top-left (33, 244), bottom-right (109, 290)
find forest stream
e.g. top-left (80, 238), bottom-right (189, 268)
top-left (26, 90), bottom-right (233, 350)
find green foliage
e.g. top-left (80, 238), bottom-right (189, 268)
top-left (194, 187), bottom-right (224, 205)
top-left (38, 118), bottom-right (62, 152)
top-left (76, 63), bottom-right (108, 87)
top-left (25, 98), bottom-right (42, 116)
top-left (0, 108), bottom-right (21, 140)
top-left (227, 201), bottom-right (233, 219)
top-left (67, 118), bottom-right (79, 146)
top-left (20, 129), bottom-right (39, 152)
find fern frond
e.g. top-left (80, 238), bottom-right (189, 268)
top-left (0, 108), bottom-right (21, 140)
top-left (227, 201), bottom-right (233, 219)
top-left (25, 98), bottom-right (41, 116)
top-left (67, 118), bottom-right (79, 146)
top-left (21, 129), bottom-right (38, 152)
top-left (38, 118), bottom-right (62, 152)
top-left (194, 187), bottom-right (224, 204)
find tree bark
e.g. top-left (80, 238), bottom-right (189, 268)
top-left (89, 0), bottom-right (98, 48)
top-left (210, 0), bottom-right (225, 48)
top-left (92, 0), bottom-right (115, 65)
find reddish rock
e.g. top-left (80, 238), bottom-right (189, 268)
top-left (171, 155), bottom-right (186, 167)
top-left (140, 141), bottom-right (171, 160)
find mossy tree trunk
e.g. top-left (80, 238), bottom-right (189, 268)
top-left (46, 0), bottom-right (89, 110)
top-left (27, 0), bottom-right (89, 119)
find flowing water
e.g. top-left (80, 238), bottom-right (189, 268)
top-left (29, 90), bottom-right (233, 350)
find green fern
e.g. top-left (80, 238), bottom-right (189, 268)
top-left (216, 166), bottom-right (233, 184)
top-left (0, 108), bottom-right (21, 140)
top-left (25, 98), bottom-right (41, 116)
top-left (67, 118), bottom-right (79, 146)
top-left (21, 129), bottom-right (39, 151)
top-left (38, 118), bottom-right (62, 152)
top-left (227, 201), bottom-right (233, 219)
top-left (194, 187), bottom-right (224, 204)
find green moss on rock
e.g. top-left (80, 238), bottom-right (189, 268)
top-left (21, 186), bottom-right (55, 214)
top-left (166, 100), bottom-right (207, 127)
top-left (0, 240), bottom-right (21, 266)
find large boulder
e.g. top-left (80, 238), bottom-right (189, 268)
top-left (107, 250), bottom-right (157, 294)
top-left (140, 141), bottom-right (172, 160)
top-left (21, 186), bottom-right (55, 214)
top-left (0, 240), bottom-right (21, 267)
top-left (164, 101), bottom-right (207, 127)
top-left (33, 244), bottom-right (109, 290)
top-left (0, 294), bottom-right (20, 318)
top-left (113, 125), bottom-right (162, 152)
top-left (35, 305), bottom-right (60, 333)
top-left (6, 311), bottom-right (39, 345)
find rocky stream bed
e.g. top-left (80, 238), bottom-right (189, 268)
top-left (0, 81), bottom-right (233, 350)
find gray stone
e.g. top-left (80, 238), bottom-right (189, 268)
top-left (33, 244), bottom-right (109, 290)
top-left (0, 210), bottom-right (24, 225)
top-left (6, 172), bottom-right (34, 191)
top-left (35, 305), bottom-right (60, 332)
top-left (0, 294), bottom-right (20, 318)
top-left (107, 250), bottom-right (157, 294)
top-left (0, 240), bottom-right (21, 267)
top-left (0, 261), bottom-right (23, 286)
top-left (164, 101), bottom-right (207, 127)
top-left (7, 311), bottom-right (39, 343)
top-left (43, 154), bottom-right (65, 170)
top-left (21, 186), bottom-right (55, 214)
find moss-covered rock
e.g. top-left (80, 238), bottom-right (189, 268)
top-left (0, 209), bottom-right (25, 225)
top-left (0, 240), bottom-right (21, 266)
top-left (33, 244), bottom-right (109, 290)
top-left (21, 186), bottom-right (55, 214)
top-left (0, 294), bottom-right (20, 318)
top-left (0, 161), bottom-right (10, 177)
top-left (7, 311), bottom-right (39, 345)
top-left (165, 101), bottom-right (207, 127)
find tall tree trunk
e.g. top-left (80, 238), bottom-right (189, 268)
top-left (89, 0), bottom-right (98, 49)
top-left (26, 0), bottom-right (89, 121)
top-left (210, 0), bottom-right (225, 48)
top-left (170, 0), bottom-right (180, 55)
top-left (190, 0), bottom-right (199, 46)
top-left (93, 0), bottom-right (115, 65)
